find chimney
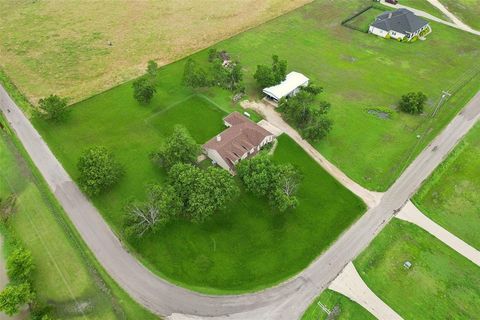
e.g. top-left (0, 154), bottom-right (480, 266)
top-left (216, 135), bottom-right (221, 142)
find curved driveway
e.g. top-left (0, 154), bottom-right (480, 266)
top-left (1, 83), bottom-right (480, 319)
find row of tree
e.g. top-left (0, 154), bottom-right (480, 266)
top-left (0, 197), bottom-right (54, 319)
top-left (0, 247), bottom-right (42, 317)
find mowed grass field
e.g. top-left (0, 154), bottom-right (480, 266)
top-left (355, 219), bottom-right (480, 319)
top-left (414, 123), bottom-right (480, 250)
top-left (301, 289), bottom-right (374, 320)
top-left (0, 0), bottom-right (311, 103)
top-left (35, 88), bottom-right (365, 292)
top-left (439, 0), bottom-right (480, 30)
top-left (32, 0), bottom-right (480, 192)
top-left (0, 131), bottom-right (156, 319)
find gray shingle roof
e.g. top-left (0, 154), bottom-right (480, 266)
top-left (371, 8), bottom-right (428, 34)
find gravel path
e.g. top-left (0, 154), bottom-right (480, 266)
top-left (396, 201), bottom-right (480, 267)
top-left (425, 0), bottom-right (476, 32)
top-left (241, 100), bottom-right (384, 209)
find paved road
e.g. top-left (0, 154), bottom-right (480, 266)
top-left (1, 82), bottom-right (480, 319)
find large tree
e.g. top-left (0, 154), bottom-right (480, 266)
top-left (183, 58), bottom-right (209, 88)
top-left (254, 55), bottom-right (287, 88)
top-left (277, 85), bottom-right (332, 142)
top-left (132, 78), bottom-right (157, 104)
top-left (125, 184), bottom-right (181, 237)
top-left (270, 164), bottom-right (301, 212)
top-left (77, 146), bottom-right (124, 196)
top-left (237, 154), bottom-right (276, 197)
top-left (211, 59), bottom-right (243, 91)
top-left (169, 164), bottom-right (239, 223)
top-left (0, 283), bottom-right (35, 316)
top-left (6, 248), bottom-right (34, 284)
top-left (399, 91), bottom-right (428, 114)
top-left (37, 95), bottom-right (69, 122)
top-left (238, 155), bottom-right (302, 212)
top-left (151, 125), bottom-right (200, 170)
top-left (271, 55), bottom-right (287, 84)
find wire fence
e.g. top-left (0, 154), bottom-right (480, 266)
top-left (341, 4), bottom-right (385, 33)
top-left (384, 61), bottom-right (480, 186)
top-left (341, 5), bottom-right (373, 32)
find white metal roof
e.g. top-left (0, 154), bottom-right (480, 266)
top-left (262, 71), bottom-right (309, 101)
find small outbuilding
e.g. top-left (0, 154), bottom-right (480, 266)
top-left (369, 9), bottom-right (430, 41)
top-left (263, 71), bottom-right (309, 102)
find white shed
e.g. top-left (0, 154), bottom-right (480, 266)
top-left (263, 71), bottom-right (309, 102)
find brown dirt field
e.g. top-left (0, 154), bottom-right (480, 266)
top-left (0, 0), bottom-right (311, 104)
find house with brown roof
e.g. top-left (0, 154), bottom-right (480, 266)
top-left (203, 112), bottom-right (275, 174)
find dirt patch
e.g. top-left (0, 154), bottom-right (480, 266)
top-left (368, 109), bottom-right (391, 119)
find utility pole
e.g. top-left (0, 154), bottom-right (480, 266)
top-left (432, 91), bottom-right (451, 118)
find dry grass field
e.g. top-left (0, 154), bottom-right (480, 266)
top-left (0, 0), bottom-right (311, 103)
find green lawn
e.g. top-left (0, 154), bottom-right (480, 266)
top-left (301, 289), bottom-right (374, 320)
top-left (400, 0), bottom-right (451, 21)
top-left (146, 95), bottom-right (227, 143)
top-left (0, 130), bottom-right (157, 319)
top-left (439, 0), bottom-right (480, 30)
top-left (414, 123), bottom-right (480, 250)
top-left (27, 0), bottom-right (480, 292)
top-left (36, 89), bottom-right (365, 292)
top-left (355, 219), bottom-right (480, 319)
